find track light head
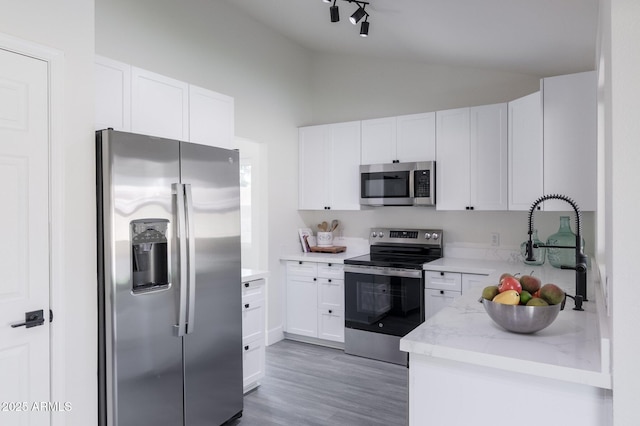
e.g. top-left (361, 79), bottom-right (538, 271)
top-left (322, 0), bottom-right (332, 3)
top-left (360, 19), bottom-right (369, 37)
top-left (349, 6), bottom-right (366, 25)
top-left (330, 5), bottom-right (339, 22)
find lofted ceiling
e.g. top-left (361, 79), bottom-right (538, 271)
top-left (219, 0), bottom-right (599, 77)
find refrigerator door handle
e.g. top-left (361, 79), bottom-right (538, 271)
top-left (173, 183), bottom-right (188, 337)
top-left (184, 183), bottom-right (197, 334)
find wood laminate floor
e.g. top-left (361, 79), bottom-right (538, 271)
top-left (230, 339), bottom-right (408, 426)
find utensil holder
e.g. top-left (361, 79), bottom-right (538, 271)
top-left (317, 232), bottom-right (333, 247)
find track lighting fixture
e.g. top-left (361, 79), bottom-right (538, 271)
top-left (360, 18), bottom-right (369, 37)
top-left (330, 0), bottom-right (339, 23)
top-left (349, 6), bottom-right (366, 25)
top-left (323, 0), bottom-right (371, 37)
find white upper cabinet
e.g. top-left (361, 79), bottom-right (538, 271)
top-left (189, 85), bottom-right (234, 149)
top-left (361, 117), bottom-right (396, 164)
top-left (328, 122), bottom-right (362, 210)
top-left (299, 121), bottom-right (361, 211)
top-left (299, 125), bottom-right (328, 210)
top-left (361, 112), bottom-right (435, 164)
top-left (469, 103), bottom-right (508, 210)
top-left (396, 112), bottom-right (436, 162)
top-left (436, 107), bottom-right (470, 210)
top-left (542, 71), bottom-right (597, 211)
top-left (436, 104), bottom-right (507, 211)
top-left (96, 57), bottom-right (234, 149)
top-left (131, 67), bottom-right (189, 141)
top-left (95, 56), bottom-right (131, 132)
top-left (508, 91), bottom-right (543, 211)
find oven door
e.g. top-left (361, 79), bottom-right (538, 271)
top-left (344, 265), bottom-right (424, 337)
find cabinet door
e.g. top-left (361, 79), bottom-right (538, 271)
top-left (189, 85), bottom-right (234, 149)
top-left (242, 296), bottom-right (264, 344)
top-left (242, 340), bottom-right (265, 391)
top-left (95, 56), bottom-right (131, 131)
top-left (298, 125), bottom-right (329, 210)
top-left (508, 92), bottom-right (543, 211)
top-left (361, 117), bottom-right (397, 164)
top-left (542, 71), bottom-right (597, 211)
top-left (131, 66), bottom-right (189, 140)
top-left (436, 108), bottom-right (470, 210)
top-left (285, 276), bottom-right (318, 337)
top-left (425, 289), bottom-right (460, 320)
top-left (396, 112), bottom-right (436, 162)
top-left (318, 278), bottom-right (343, 310)
top-left (470, 103), bottom-right (508, 210)
top-left (327, 121), bottom-right (361, 210)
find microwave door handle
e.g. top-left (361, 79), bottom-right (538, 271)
top-left (408, 170), bottom-right (415, 199)
top-left (173, 183), bottom-right (188, 337)
top-left (184, 184), bottom-right (196, 335)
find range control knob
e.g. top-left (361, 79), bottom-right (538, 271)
top-left (424, 233), bottom-right (432, 240)
top-left (371, 232), bottom-right (378, 238)
top-left (377, 232), bottom-right (384, 238)
top-left (432, 233), bottom-right (440, 240)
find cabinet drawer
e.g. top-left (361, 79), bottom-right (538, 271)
top-left (242, 278), bottom-right (265, 299)
top-left (424, 271), bottom-right (462, 292)
top-left (286, 260), bottom-right (318, 277)
top-left (318, 278), bottom-right (344, 309)
top-left (317, 262), bottom-right (344, 280)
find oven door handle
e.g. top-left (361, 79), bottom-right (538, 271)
top-left (344, 264), bottom-right (423, 279)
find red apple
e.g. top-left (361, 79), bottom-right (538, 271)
top-left (498, 276), bottom-right (522, 294)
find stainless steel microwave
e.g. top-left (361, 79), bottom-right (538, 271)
top-left (359, 161), bottom-right (436, 206)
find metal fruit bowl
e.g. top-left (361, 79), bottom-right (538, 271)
top-left (481, 299), bottom-right (563, 334)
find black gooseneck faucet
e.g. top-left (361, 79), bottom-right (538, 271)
top-left (525, 194), bottom-right (588, 311)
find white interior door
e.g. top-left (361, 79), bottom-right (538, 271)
top-left (0, 48), bottom-right (50, 425)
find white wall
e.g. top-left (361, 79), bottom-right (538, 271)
top-left (600, 0), bottom-right (640, 424)
top-left (0, 1), bottom-right (96, 425)
top-left (307, 53), bottom-right (541, 124)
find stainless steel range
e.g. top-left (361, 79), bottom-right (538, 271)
top-left (343, 228), bottom-right (443, 366)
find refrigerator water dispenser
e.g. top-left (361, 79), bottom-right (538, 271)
top-left (131, 219), bottom-right (169, 293)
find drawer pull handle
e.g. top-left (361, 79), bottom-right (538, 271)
top-left (244, 282), bottom-right (249, 288)
top-left (244, 303), bottom-right (250, 309)
top-left (440, 290), bottom-right (444, 295)
top-left (328, 279), bottom-right (332, 283)
top-left (440, 272), bottom-right (444, 276)
top-left (244, 345), bottom-right (249, 351)
top-left (328, 263), bottom-right (332, 267)
top-left (299, 261), bottom-right (303, 265)
top-left (329, 309), bottom-right (333, 314)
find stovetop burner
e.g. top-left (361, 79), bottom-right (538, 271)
top-left (344, 228), bottom-right (443, 269)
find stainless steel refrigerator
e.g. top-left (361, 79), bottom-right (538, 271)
top-left (96, 129), bottom-right (243, 426)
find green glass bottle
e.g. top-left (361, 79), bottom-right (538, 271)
top-left (546, 216), bottom-right (584, 268)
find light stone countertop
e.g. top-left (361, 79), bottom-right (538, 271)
top-left (401, 257), bottom-right (612, 389)
top-left (241, 268), bottom-right (270, 282)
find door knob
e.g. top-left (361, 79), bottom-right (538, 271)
top-left (11, 309), bottom-right (45, 329)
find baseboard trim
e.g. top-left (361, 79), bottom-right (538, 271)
top-left (266, 325), bottom-right (284, 346)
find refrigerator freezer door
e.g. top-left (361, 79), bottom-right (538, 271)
top-left (98, 130), bottom-right (184, 426)
top-left (180, 142), bottom-right (243, 425)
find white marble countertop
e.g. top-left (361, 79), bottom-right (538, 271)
top-left (402, 257), bottom-right (612, 389)
top-left (241, 268), bottom-right (270, 282)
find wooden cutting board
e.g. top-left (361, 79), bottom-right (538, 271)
top-left (309, 246), bottom-right (347, 253)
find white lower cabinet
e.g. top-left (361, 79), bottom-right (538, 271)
top-left (285, 261), bottom-right (345, 344)
top-left (424, 270), bottom-right (487, 320)
top-left (242, 278), bottom-right (265, 393)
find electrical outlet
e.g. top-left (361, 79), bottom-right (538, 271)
top-left (490, 232), bottom-right (500, 247)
